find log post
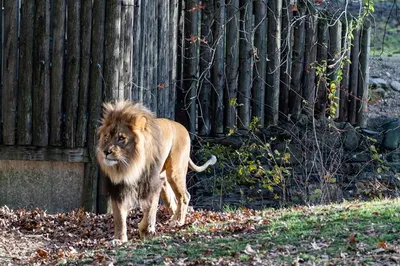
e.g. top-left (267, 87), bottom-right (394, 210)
top-left (224, 0), bottom-right (240, 132)
top-left (315, 17), bottom-right (328, 119)
top-left (211, 0), bottom-right (225, 134)
top-left (279, 0), bottom-right (292, 118)
top-left (238, 0), bottom-right (253, 129)
top-left (289, 0), bottom-right (306, 116)
top-left (198, 0), bottom-right (214, 136)
top-left (265, 0), bottom-right (282, 125)
top-left (252, 0), bottom-right (268, 127)
top-left (302, 10), bottom-right (318, 116)
top-left (357, 19), bottom-right (371, 128)
top-left (348, 25), bottom-right (360, 125)
top-left (18, 0), bottom-right (35, 145)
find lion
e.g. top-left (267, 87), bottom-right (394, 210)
top-left (96, 100), bottom-right (217, 242)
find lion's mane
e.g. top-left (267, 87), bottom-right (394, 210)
top-left (96, 101), bottom-right (163, 204)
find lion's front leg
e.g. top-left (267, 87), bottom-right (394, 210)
top-left (138, 191), bottom-right (161, 239)
top-left (111, 199), bottom-right (129, 242)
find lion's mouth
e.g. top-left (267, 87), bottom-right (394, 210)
top-left (103, 158), bottom-right (119, 167)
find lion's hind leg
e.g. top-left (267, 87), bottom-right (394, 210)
top-left (160, 180), bottom-right (177, 216)
top-left (166, 168), bottom-right (190, 227)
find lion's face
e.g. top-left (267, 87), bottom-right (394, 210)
top-left (97, 124), bottom-right (137, 168)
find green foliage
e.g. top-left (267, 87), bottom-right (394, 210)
top-left (198, 118), bottom-right (292, 197)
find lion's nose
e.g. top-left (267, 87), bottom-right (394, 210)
top-left (104, 149), bottom-right (112, 156)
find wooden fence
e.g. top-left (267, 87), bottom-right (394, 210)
top-left (0, 0), bottom-right (371, 213)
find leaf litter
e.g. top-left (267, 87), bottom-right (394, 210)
top-left (0, 199), bottom-right (398, 265)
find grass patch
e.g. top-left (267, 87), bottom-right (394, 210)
top-left (68, 199), bottom-right (399, 265)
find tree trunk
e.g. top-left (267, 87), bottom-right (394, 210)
top-left (238, 0), bottom-right (253, 129)
top-left (18, 0), bottom-right (35, 145)
top-left (252, 0), bottom-right (267, 127)
top-left (32, 0), bottom-right (51, 147)
top-left (357, 20), bottom-right (370, 128)
top-left (265, 0), bottom-right (282, 125)
top-left (3, 1), bottom-right (19, 145)
top-left (224, 0), bottom-right (240, 132)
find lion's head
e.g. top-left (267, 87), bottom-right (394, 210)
top-left (96, 101), bottom-right (161, 185)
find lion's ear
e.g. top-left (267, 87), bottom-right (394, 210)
top-left (133, 116), bottom-right (147, 130)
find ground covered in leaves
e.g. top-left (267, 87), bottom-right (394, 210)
top-left (0, 198), bottom-right (399, 265)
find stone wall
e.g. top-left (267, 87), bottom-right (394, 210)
top-left (0, 160), bottom-right (84, 213)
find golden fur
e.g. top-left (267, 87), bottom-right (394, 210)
top-left (96, 100), bottom-right (217, 241)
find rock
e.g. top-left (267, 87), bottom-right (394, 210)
top-left (369, 77), bottom-right (388, 89)
top-left (290, 113), bottom-right (309, 127)
top-left (390, 80), bottom-right (400, 92)
top-left (342, 123), bottom-right (359, 151)
top-left (381, 119), bottom-right (400, 150)
top-left (370, 87), bottom-right (387, 99)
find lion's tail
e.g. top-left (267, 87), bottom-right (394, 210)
top-left (188, 155), bottom-right (217, 172)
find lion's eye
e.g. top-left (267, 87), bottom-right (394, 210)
top-left (118, 135), bottom-right (126, 142)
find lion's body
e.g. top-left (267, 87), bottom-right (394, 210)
top-left (96, 101), bottom-right (216, 241)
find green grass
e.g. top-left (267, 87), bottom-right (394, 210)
top-left (69, 199), bottom-right (399, 265)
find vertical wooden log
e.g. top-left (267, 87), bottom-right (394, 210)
top-left (49, 0), bottom-right (66, 146)
top-left (265, 0), bottom-right (282, 125)
top-left (140, 1), bottom-right (149, 105)
top-left (224, 0), bottom-right (239, 132)
top-left (238, 0), bottom-right (253, 129)
top-left (279, 0), bottom-right (292, 118)
top-left (2, 1), bottom-right (19, 145)
top-left (315, 18), bottom-right (328, 119)
top-left (339, 21), bottom-right (351, 121)
top-left (32, 0), bottom-right (51, 147)
top-left (104, 0), bottom-right (121, 101)
top-left (348, 26), bottom-right (360, 124)
top-left (158, 0), bottom-right (170, 117)
top-left (76, 0), bottom-right (92, 148)
top-left (328, 20), bottom-right (342, 119)
top-left (168, 0), bottom-right (179, 119)
top-left (150, 0), bottom-right (158, 112)
top-left (83, 0), bottom-right (105, 213)
top-left (64, 0), bottom-right (81, 148)
top-left (18, 0), bottom-right (35, 145)
top-left (183, 0), bottom-right (200, 135)
top-left (357, 20), bottom-right (370, 128)
top-left (121, 1), bottom-right (134, 100)
top-left (252, 0), bottom-right (267, 127)
top-left (289, 0), bottom-right (306, 116)
top-left (0, 0), bottom-right (3, 143)
top-left (212, 0), bottom-right (225, 134)
top-left (198, 0), bottom-right (214, 136)
top-left (132, 0), bottom-right (141, 101)
top-left (302, 11), bottom-right (318, 115)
